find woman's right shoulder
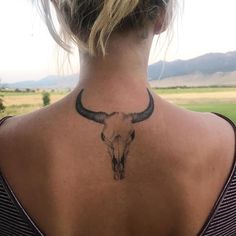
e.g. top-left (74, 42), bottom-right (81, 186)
top-left (0, 112), bottom-right (46, 169)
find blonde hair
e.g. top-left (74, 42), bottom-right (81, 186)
top-left (35, 0), bottom-right (174, 57)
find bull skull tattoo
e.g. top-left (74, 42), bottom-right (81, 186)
top-left (76, 88), bottom-right (154, 180)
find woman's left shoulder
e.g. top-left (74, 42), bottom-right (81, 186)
top-left (0, 115), bottom-right (14, 127)
top-left (0, 115), bottom-right (15, 169)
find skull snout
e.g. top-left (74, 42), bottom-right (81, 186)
top-left (112, 158), bottom-right (125, 180)
top-left (112, 155), bottom-right (125, 180)
top-left (112, 155), bottom-right (125, 172)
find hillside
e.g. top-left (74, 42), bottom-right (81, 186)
top-left (148, 51), bottom-right (236, 80)
top-left (149, 71), bottom-right (236, 88)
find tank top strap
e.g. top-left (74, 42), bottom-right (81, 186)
top-left (0, 116), bottom-right (14, 126)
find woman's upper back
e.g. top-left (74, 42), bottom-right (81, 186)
top-left (0, 92), bottom-right (235, 236)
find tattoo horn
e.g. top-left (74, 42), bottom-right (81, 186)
top-left (129, 89), bottom-right (154, 123)
top-left (76, 89), bottom-right (108, 124)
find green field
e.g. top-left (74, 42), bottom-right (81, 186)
top-left (153, 87), bottom-right (236, 94)
top-left (0, 87), bottom-right (236, 122)
top-left (181, 103), bottom-right (236, 121)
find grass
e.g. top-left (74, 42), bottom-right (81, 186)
top-left (180, 103), bottom-right (236, 122)
top-left (1, 91), bottom-right (67, 97)
top-left (0, 87), bottom-right (236, 122)
top-left (153, 87), bottom-right (236, 94)
top-left (2, 104), bottom-right (42, 117)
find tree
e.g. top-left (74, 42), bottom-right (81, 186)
top-left (42, 92), bottom-right (50, 106)
top-left (0, 97), bottom-right (5, 113)
top-left (0, 78), bottom-right (6, 112)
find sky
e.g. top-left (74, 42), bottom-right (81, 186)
top-left (0, 0), bottom-right (236, 83)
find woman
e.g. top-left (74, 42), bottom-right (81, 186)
top-left (0, 0), bottom-right (235, 235)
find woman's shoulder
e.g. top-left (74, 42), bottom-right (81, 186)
top-left (0, 97), bottom-right (78, 169)
top-left (176, 109), bottom-right (236, 195)
top-left (161, 107), bottom-right (236, 235)
top-left (160, 101), bottom-right (235, 179)
top-left (0, 115), bottom-right (16, 141)
top-left (0, 108), bottom-right (54, 169)
top-left (0, 114), bottom-right (31, 169)
top-left (160, 99), bottom-right (235, 150)
top-left (184, 110), bottom-right (235, 161)
top-left (0, 113), bottom-right (37, 139)
top-left (0, 115), bottom-right (13, 125)
top-left (0, 99), bottom-right (65, 137)
top-left (199, 111), bottom-right (235, 150)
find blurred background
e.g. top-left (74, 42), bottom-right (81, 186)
top-left (0, 0), bottom-right (235, 121)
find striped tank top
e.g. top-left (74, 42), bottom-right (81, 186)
top-left (0, 113), bottom-right (236, 236)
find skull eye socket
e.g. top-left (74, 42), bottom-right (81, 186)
top-left (101, 132), bottom-right (105, 141)
top-left (131, 130), bottom-right (135, 140)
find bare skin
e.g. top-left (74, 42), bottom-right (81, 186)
top-left (0, 19), bottom-right (235, 236)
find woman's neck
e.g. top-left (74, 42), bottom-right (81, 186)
top-left (76, 32), bottom-right (153, 92)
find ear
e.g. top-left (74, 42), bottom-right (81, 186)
top-left (153, 9), bottom-right (168, 34)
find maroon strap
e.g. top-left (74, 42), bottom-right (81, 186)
top-left (0, 116), bottom-right (13, 126)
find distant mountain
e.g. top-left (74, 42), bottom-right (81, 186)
top-left (148, 51), bottom-right (236, 80)
top-left (149, 71), bottom-right (236, 88)
top-left (1, 51), bottom-right (236, 89)
top-left (2, 74), bottom-right (79, 90)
